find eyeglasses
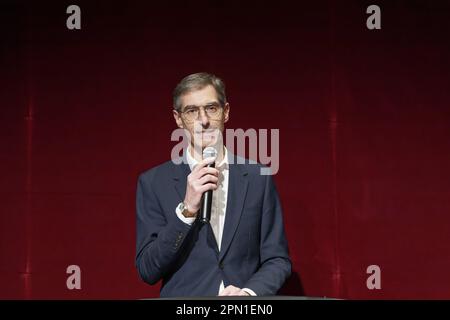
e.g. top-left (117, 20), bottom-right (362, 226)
top-left (178, 103), bottom-right (223, 122)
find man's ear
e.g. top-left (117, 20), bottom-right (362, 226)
top-left (173, 109), bottom-right (184, 128)
top-left (223, 103), bottom-right (230, 123)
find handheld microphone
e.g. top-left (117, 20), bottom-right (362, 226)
top-left (200, 147), bottom-right (217, 224)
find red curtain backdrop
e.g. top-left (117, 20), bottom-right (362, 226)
top-left (1, 0), bottom-right (450, 299)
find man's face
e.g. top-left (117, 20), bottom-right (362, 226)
top-left (173, 85), bottom-right (230, 151)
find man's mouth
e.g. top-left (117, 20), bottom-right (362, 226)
top-left (194, 130), bottom-right (217, 142)
top-left (195, 130), bottom-right (216, 135)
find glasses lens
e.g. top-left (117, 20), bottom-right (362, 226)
top-left (182, 104), bottom-right (222, 121)
top-left (205, 105), bottom-right (218, 117)
top-left (184, 108), bottom-right (198, 121)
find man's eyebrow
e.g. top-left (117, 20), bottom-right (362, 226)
top-left (183, 105), bottom-right (198, 109)
top-left (183, 102), bottom-right (219, 109)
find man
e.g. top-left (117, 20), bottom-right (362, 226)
top-left (135, 72), bottom-right (291, 297)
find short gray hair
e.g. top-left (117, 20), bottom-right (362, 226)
top-left (173, 72), bottom-right (227, 111)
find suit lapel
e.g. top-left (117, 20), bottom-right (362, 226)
top-left (206, 224), bottom-right (220, 255)
top-left (173, 157), bottom-right (190, 202)
top-left (219, 161), bottom-right (248, 261)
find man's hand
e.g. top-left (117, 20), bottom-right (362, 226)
top-left (218, 285), bottom-right (250, 296)
top-left (183, 157), bottom-right (218, 216)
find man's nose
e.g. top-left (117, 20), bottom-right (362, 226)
top-left (199, 108), bottom-right (210, 127)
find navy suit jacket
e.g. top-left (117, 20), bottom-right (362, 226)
top-left (135, 154), bottom-right (291, 297)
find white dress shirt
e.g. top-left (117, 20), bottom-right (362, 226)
top-left (175, 146), bottom-right (256, 296)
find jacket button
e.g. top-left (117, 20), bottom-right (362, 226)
top-left (219, 262), bottom-right (224, 269)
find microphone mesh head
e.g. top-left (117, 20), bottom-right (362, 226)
top-left (202, 147), bottom-right (217, 160)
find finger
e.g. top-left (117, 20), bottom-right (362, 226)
top-left (238, 290), bottom-right (250, 296)
top-left (197, 174), bottom-right (219, 185)
top-left (219, 285), bottom-right (235, 296)
top-left (225, 285), bottom-right (241, 296)
top-left (227, 287), bottom-right (242, 296)
top-left (187, 169), bottom-right (217, 188)
top-left (196, 167), bottom-right (219, 178)
top-left (192, 157), bottom-right (216, 172)
top-left (218, 287), bottom-right (231, 296)
top-left (198, 183), bottom-right (218, 193)
top-left (232, 287), bottom-right (242, 295)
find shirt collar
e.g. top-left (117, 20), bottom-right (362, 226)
top-left (186, 146), bottom-right (229, 172)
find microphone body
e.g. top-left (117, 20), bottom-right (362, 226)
top-left (200, 161), bottom-right (215, 224)
top-left (199, 147), bottom-right (217, 224)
